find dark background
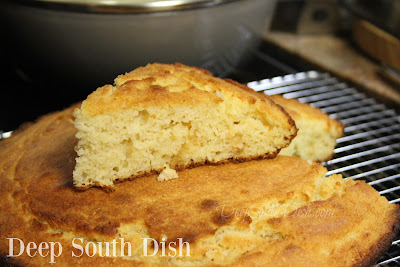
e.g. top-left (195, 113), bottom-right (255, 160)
top-left (0, 35), bottom-right (315, 132)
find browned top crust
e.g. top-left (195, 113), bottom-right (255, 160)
top-left (236, 181), bottom-right (400, 267)
top-left (72, 63), bottom-right (298, 189)
top-left (79, 63), bottom-right (295, 129)
top-left (0, 106), bottom-right (398, 266)
top-left (268, 94), bottom-right (344, 138)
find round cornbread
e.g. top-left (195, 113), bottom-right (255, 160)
top-left (0, 105), bottom-right (399, 266)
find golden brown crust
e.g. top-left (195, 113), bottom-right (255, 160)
top-left (78, 150), bottom-right (283, 191)
top-left (80, 81), bottom-right (223, 117)
top-left (0, 105), bottom-right (398, 266)
top-left (268, 94), bottom-right (344, 138)
top-left (234, 181), bottom-right (400, 267)
top-left (268, 95), bottom-right (344, 162)
top-left (222, 79), bottom-right (298, 140)
top-left (81, 63), bottom-right (296, 133)
top-left (351, 208), bottom-right (399, 267)
top-left (74, 63), bottom-right (298, 189)
top-left (0, 104), bottom-right (319, 243)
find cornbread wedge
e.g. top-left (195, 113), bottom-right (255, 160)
top-left (0, 107), bottom-right (398, 266)
top-left (269, 95), bottom-right (344, 162)
top-left (73, 63), bottom-right (297, 188)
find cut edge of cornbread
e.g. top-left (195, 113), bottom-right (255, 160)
top-left (73, 63), bottom-right (298, 189)
top-left (269, 94), bottom-right (344, 162)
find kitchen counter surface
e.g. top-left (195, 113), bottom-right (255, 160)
top-left (263, 32), bottom-right (400, 107)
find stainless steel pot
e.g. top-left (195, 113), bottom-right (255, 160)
top-left (1, 0), bottom-right (277, 89)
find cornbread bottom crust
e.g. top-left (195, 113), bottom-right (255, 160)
top-left (0, 106), bottom-right (398, 266)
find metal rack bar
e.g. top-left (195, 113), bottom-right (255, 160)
top-left (248, 71), bottom-right (400, 266)
top-left (2, 71), bottom-right (398, 265)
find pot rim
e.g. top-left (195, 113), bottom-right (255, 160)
top-left (8, 0), bottom-right (244, 14)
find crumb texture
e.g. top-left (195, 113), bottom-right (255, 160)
top-left (157, 166), bottom-right (178, 182)
top-left (0, 108), bottom-right (398, 266)
top-left (73, 63), bottom-right (297, 188)
top-left (269, 95), bottom-right (344, 162)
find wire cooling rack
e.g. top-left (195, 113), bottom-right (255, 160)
top-left (248, 71), bottom-right (400, 266)
top-left (1, 71), bottom-right (399, 265)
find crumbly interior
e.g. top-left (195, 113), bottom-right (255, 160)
top-left (157, 166), bottom-right (178, 182)
top-left (279, 119), bottom-right (338, 161)
top-left (268, 95), bottom-right (343, 162)
top-left (74, 96), bottom-right (289, 188)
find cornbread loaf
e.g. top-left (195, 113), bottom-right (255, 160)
top-left (269, 95), bottom-right (344, 162)
top-left (73, 63), bottom-right (297, 188)
top-left (0, 106), bottom-right (398, 266)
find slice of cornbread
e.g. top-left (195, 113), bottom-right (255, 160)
top-left (73, 63), bottom-right (297, 188)
top-left (0, 103), bottom-right (398, 266)
top-left (269, 95), bottom-right (344, 162)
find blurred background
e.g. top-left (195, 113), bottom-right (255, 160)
top-left (1, 0), bottom-right (399, 132)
